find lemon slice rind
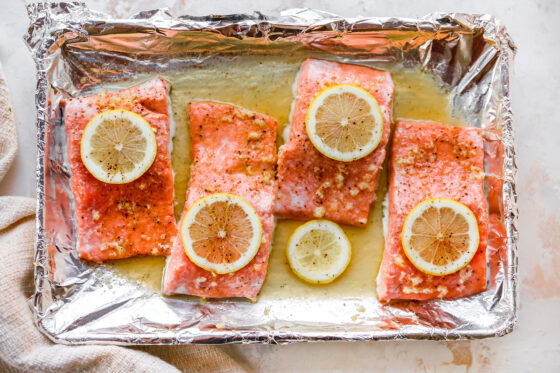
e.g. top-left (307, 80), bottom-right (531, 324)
top-left (181, 193), bottom-right (262, 275)
top-left (401, 198), bottom-right (480, 276)
top-left (80, 109), bottom-right (157, 184)
top-left (286, 219), bottom-right (352, 284)
top-left (305, 84), bottom-right (384, 162)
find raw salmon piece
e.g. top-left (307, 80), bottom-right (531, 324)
top-left (163, 102), bottom-right (277, 299)
top-left (275, 58), bottom-right (394, 227)
top-left (63, 78), bottom-right (177, 262)
top-left (377, 121), bottom-right (488, 301)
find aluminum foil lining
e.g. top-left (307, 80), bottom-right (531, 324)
top-left (26, 2), bottom-right (518, 344)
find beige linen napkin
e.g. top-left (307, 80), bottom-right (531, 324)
top-left (0, 66), bottom-right (244, 372)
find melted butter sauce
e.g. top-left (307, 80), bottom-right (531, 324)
top-left (107, 55), bottom-right (466, 297)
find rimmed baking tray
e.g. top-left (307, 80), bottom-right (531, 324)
top-left (26, 2), bottom-right (518, 344)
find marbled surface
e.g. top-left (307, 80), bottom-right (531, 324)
top-left (1, 0), bottom-right (559, 371)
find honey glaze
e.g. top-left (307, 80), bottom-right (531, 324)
top-left (106, 55), bottom-right (466, 297)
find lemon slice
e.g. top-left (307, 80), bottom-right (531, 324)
top-left (305, 84), bottom-right (384, 162)
top-left (80, 109), bottom-right (157, 184)
top-left (181, 193), bottom-right (262, 274)
top-left (401, 198), bottom-right (480, 276)
top-left (286, 220), bottom-right (352, 284)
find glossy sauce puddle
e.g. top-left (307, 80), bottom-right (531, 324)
top-left (106, 55), bottom-right (466, 297)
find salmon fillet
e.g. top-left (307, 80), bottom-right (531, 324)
top-left (63, 78), bottom-right (177, 262)
top-left (377, 121), bottom-right (488, 301)
top-left (275, 58), bottom-right (394, 226)
top-left (163, 102), bottom-right (277, 299)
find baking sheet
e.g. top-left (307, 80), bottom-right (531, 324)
top-left (26, 2), bottom-right (518, 344)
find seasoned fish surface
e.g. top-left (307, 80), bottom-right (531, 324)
top-left (377, 121), bottom-right (488, 301)
top-left (276, 58), bottom-right (394, 226)
top-left (163, 102), bottom-right (277, 299)
top-left (63, 78), bottom-right (177, 262)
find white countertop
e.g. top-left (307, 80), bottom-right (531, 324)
top-left (1, 0), bottom-right (559, 371)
